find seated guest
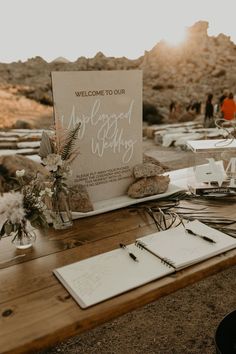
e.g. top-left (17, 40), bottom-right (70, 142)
top-left (221, 92), bottom-right (236, 120)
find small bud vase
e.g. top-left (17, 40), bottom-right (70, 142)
top-left (11, 219), bottom-right (36, 249)
top-left (51, 188), bottom-right (73, 230)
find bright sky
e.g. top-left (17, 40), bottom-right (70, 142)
top-left (0, 0), bottom-right (235, 63)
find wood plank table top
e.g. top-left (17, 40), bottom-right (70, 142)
top-left (0, 198), bottom-right (236, 354)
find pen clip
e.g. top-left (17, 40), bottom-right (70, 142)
top-left (185, 228), bottom-right (216, 244)
top-left (119, 243), bottom-right (139, 262)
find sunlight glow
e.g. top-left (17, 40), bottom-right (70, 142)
top-left (162, 27), bottom-right (187, 47)
top-left (0, 0), bottom-right (236, 62)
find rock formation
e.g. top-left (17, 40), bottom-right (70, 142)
top-left (1, 21), bottom-right (236, 127)
top-left (140, 21), bottom-right (236, 115)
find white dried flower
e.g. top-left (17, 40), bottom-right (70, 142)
top-left (66, 166), bottom-right (73, 177)
top-left (39, 187), bottom-right (53, 198)
top-left (39, 190), bottom-right (45, 197)
top-left (10, 207), bottom-right (25, 224)
top-left (42, 154), bottom-right (63, 172)
top-left (16, 169), bottom-right (25, 177)
top-left (45, 187), bottom-right (54, 197)
top-left (0, 192), bottom-right (25, 223)
top-left (61, 165), bottom-right (72, 178)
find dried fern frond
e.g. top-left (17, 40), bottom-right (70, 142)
top-left (60, 122), bottom-right (81, 161)
top-left (65, 147), bottom-right (80, 164)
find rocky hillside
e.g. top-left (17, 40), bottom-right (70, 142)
top-left (141, 21), bottom-right (236, 113)
top-left (0, 54), bottom-right (141, 107)
top-left (0, 21), bottom-right (236, 127)
top-left (0, 85), bottom-right (53, 129)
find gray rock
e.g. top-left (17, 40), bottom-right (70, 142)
top-left (69, 184), bottom-right (93, 212)
top-left (128, 175), bottom-right (170, 198)
top-left (133, 163), bottom-right (164, 179)
top-left (143, 154), bottom-right (169, 171)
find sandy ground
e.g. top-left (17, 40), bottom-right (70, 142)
top-left (37, 139), bottom-right (235, 354)
top-left (0, 86), bottom-right (53, 129)
top-left (38, 266), bottom-right (236, 354)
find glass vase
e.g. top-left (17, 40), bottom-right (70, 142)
top-left (51, 189), bottom-right (73, 230)
top-left (11, 219), bottom-right (36, 249)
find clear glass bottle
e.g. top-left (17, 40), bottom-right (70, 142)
top-left (11, 219), bottom-right (36, 249)
top-left (50, 183), bottom-right (73, 230)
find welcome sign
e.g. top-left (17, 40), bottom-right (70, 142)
top-left (51, 70), bottom-right (142, 202)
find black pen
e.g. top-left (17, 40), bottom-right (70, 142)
top-left (119, 243), bottom-right (139, 262)
top-left (185, 228), bottom-right (216, 244)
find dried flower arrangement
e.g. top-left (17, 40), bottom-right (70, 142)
top-left (39, 122), bottom-right (81, 229)
top-left (0, 169), bottom-right (49, 248)
top-left (0, 123), bottom-right (81, 247)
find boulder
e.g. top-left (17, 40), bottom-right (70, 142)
top-left (178, 111), bottom-right (196, 122)
top-left (0, 155), bottom-right (48, 192)
top-left (143, 102), bottom-right (164, 125)
top-left (128, 175), bottom-right (170, 198)
top-left (12, 120), bottom-right (33, 129)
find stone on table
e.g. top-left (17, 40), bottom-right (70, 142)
top-left (133, 162), bottom-right (165, 179)
top-left (128, 175), bottom-right (170, 198)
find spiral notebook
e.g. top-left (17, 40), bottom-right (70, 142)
top-left (53, 220), bottom-right (236, 308)
top-left (136, 220), bottom-right (236, 270)
top-left (53, 243), bottom-right (174, 309)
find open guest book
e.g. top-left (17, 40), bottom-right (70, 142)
top-left (53, 220), bottom-right (236, 308)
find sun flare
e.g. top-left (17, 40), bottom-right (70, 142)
top-left (162, 27), bottom-right (187, 47)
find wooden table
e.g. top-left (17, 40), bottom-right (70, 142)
top-left (0, 199), bottom-right (236, 354)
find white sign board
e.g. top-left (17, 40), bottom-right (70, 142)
top-left (51, 70), bottom-right (142, 202)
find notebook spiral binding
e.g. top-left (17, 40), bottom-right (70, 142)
top-left (135, 240), bottom-right (175, 268)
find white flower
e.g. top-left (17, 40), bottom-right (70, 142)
top-left (0, 192), bottom-right (25, 223)
top-left (42, 154), bottom-right (63, 172)
top-left (62, 168), bottom-right (72, 178)
top-left (45, 187), bottom-right (54, 197)
top-left (39, 187), bottom-right (53, 198)
top-left (10, 207), bottom-right (25, 224)
top-left (60, 164), bottom-right (72, 179)
top-left (16, 169), bottom-right (25, 177)
top-left (66, 166), bottom-right (73, 177)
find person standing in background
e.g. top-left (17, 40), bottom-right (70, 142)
top-left (221, 92), bottom-right (236, 120)
top-left (217, 90), bottom-right (228, 116)
top-left (219, 90), bottom-right (229, 107)
top-left (204, 93), bottom-right (214, 127)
